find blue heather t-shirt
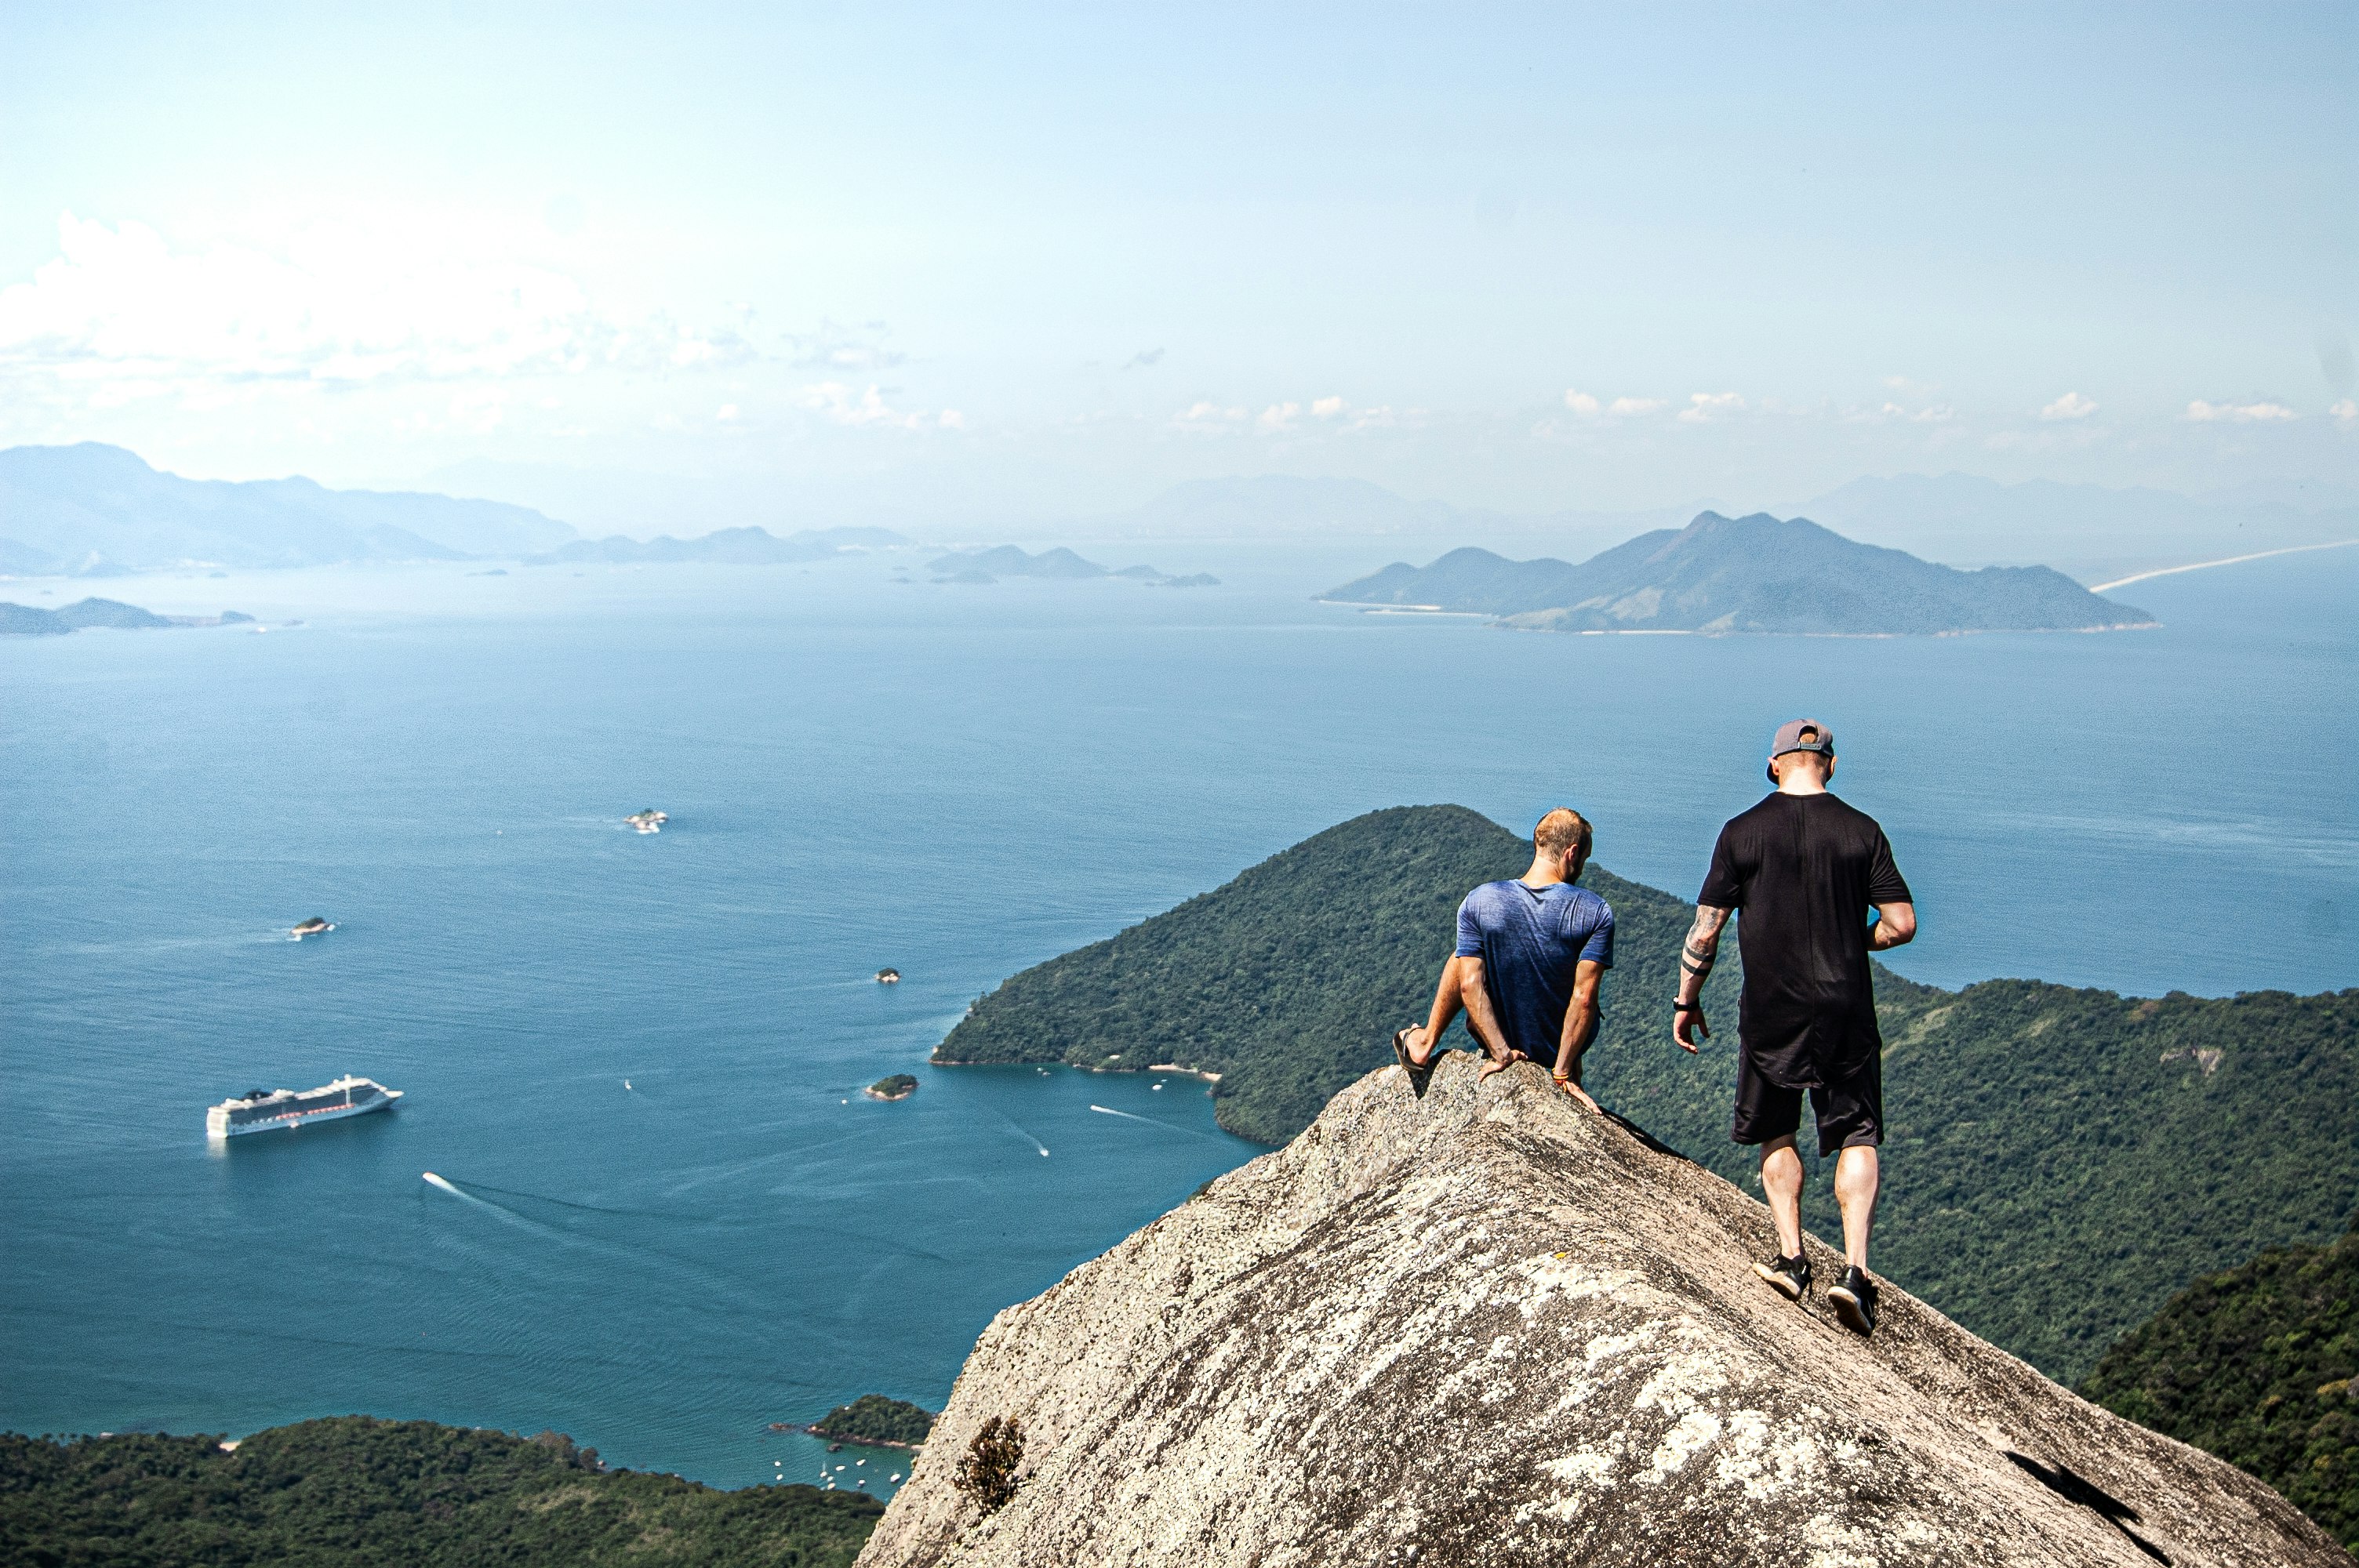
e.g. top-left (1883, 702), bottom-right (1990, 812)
top-left (1453, 880), bottom-right (1616, 1064)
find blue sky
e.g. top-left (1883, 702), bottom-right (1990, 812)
top-left (2, 2), bottom-right (2352, 522)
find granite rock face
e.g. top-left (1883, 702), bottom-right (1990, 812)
top-left (859, 1054), bottom-right (2341, 1567)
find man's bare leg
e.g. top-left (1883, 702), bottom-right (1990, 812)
top-left (1834, 1145), bottom-right (1878, 1272)
top-left (1759, 1135), bottom-right (1806, 1259)
top-left (1404, 956), bottom-right (1469, 1068)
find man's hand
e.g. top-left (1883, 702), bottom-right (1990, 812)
top-left (1554, 1074), bottom-right (1602, 1113)
top-left (1674, 904), bottom-right (1730, 1054)
top-left (1476, 1049), bottom-right (1528, 1081)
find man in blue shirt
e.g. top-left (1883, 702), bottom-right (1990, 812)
top-left (1396, 808), bottom-right (1616, 1112)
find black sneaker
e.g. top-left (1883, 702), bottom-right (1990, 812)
top-left (1829, 1266), bottom-right (1880, 1335)
top-left (1753, 1251), bottom-right (1812, 1301)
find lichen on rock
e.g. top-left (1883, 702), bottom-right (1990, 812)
top-left (858, 1053), bottom-right (2343, 1566)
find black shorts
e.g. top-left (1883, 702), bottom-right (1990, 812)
top-left (1732, 1050), bottom-right (1883, 1157)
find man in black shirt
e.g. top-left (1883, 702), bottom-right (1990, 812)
top-left (1671, 720), bottom-right (1917, 1334)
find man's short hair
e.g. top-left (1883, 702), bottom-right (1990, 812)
top-left (1535, 808), bottom-right (1592, 859)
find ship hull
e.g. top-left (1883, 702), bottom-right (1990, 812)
top-left (206, 1087), bottom-right (401, 1139)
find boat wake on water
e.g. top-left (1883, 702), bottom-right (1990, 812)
top-left (1089, 1104), bottom-right (1223, 1141)
top-left (989, 1109), bottom-right (1051, 1157)
top-left (421, 1172), bottom-right (773, 1314)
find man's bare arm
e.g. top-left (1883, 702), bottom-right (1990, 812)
top-left (1457, 955), bottom-right (1524, 1078)
top-left (1552, 959), bottom-right (1606, 1112)
top-left (1870, 901), bottom-right (1916, 951)
top-left (1672, 905), bottom-right (1729, 1054)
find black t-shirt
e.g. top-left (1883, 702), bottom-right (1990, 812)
top-left (1699, 792), bottom-right (1912, 1087)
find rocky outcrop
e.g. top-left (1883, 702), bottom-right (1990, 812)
top-left (859, 1054), bottom-right (2341, 1567)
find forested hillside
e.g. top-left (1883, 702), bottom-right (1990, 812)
top-left (0, 1417), bottom-right (881, 1568)
top-left (2082, 1223), bottom-right (2357, 1549)
top-left (936, 804), bottom-right (2358, 1381)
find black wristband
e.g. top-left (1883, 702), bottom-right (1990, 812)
top-left (1673, 1001), bottom-right (1703, 1014)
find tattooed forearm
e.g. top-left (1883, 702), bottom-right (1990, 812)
top-left (1677, 906), bottom-right (1730, 1005)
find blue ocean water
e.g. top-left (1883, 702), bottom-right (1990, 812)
top-left (2, 543), bottom-right (2352, 1490)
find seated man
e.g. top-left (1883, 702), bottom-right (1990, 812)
top-left (1395, 808), bottom-right (1614, 1112)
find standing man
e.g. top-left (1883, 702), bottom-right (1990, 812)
top-left (1673, 721), bottom-right (1916, 1334)
top-left (1396, 808), bottom-right (1614, 1112)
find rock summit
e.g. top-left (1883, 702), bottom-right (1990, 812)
top-left (860, 1053), bottom-right (2339, 1566)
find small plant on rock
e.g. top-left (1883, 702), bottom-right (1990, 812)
top-left (951, 1415), bottom-right (1025, 1515)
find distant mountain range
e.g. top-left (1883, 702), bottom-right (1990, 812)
top-left (0, 444), bottom-right (578, 572)
top-left (1322, 511), bottom-right (2151, 635)
top-left (1076, 472), bottom-right (2358, 583)
top-left (1, 597), bottom-right (253, 634)
top-left (528, 524), bottom-right (907, 565)
top-left (926, 545), bottom-right (1217, 587)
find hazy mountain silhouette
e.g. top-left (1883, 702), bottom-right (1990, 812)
top-left (1324, 510), bottom-right (2152, 634)
top-left (0, 444), bottom-right (577, 572)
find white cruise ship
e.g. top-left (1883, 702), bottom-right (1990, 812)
top-left (205, 1076), bottom-right (402, 1138)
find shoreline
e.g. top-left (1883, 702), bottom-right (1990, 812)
top-left (801, 1425), bottom-right (924, 1452)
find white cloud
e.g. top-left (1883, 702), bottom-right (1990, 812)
top-left (1677, 391), bottom-right (1744, 423)
top-left (796, 382), bottom-right (949, 431)
top-left (1173, 401), bottom-right (1248, 432)
top-left (2038, 391), bottom-right (2098, 421)
top-left (1175, 396), bottom-right (1396, 434)
top-left (0, 212), bottom-right (765, 415)
top-left (715, 403), bottom-right (740, 422)
top-left (2186, 398), bottom-right (2297, 423)
top-left (782, 320), bottom-right (902, 371)
top-left (2332, 398), bottom-right (2357, 426)
top-left (1565, 390), bottom-right (1670, 418)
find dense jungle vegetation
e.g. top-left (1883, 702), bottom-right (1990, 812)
top-left (935, 804), bottom-right (2357, 1383)
top-left (0, 1417), bottom-right (882, 1568)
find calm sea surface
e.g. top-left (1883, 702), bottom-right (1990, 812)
top-left (2, 543), bottom-right (2352, 1490)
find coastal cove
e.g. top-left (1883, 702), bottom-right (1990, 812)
top-left (0, 542), bottom-right (2351, 1491)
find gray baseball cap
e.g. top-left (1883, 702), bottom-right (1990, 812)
top-left (1768, 719), bottom-right (1834, 782)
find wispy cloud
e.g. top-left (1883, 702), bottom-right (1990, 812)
top-left (2186, 398), bottom-right (2297, 423)
top-left (2332, 399), bottom-right (2357, 426)
top-left (781, 319), bottom-right (902, 372)
top-left (0, 211), bottom-right (754, 410)
top-left (1564, 390), bottom-right (1667, 417)
top-left (2038, 391), bottom-right (2098, 420)
top-left (1121, 348), bottom-right (1164, 370)
top-left (1676, 391), bottom-right (1745, 423)
top-left (796, 382), bottom-right (958, 431)
top-left (1173, 400), bottom-right (1247, 432)
top-left (1173, 394), bottom-right (1397, 434)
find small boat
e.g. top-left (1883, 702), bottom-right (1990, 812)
top-left (874, 967), bottom-right (900, 984)
top-left (624, 808), bottom-right (668, 834)
top-left (290, 916), bottom-right (334, 938)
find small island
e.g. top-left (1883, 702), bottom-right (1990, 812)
top-left (874, 967), bottom-right (900, 984)
top-left (291, 916), bottom-right (334, 938)
top-left (624, 809), bottom-right (668, 834)
top-left (803, 1394), bottom-right (936, 1450)
top-left (864, 1074), bottom-right (918, 1102)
